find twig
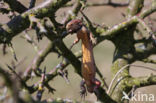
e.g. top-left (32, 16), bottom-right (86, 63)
top-left (61, 0), bottom-right (83, 24)
top-left (0, 0), bottom-right (70, 44)
top-left (137, 17), bottom-right (153, 35)
top-left (28, 14), bottom-right (47, 41)
top-left (0, 87), bottom-right (8, 101)
top-left (46, 51), bottom-right (82, 83)
top-left (45, 83), bottom-right (56, 94)
top-left (2, 43), bottom-right (7, 55)
top-left (100, 16), bottom-right (138, 39)
top-left (129, 74), bottom-right (156, 88)
top-left (107, 64), bottom-right (156, 94)
top-left (29, 0), bottom-right (36, 9)
top-left (140, 4), bottom-right (156, 19)
top-left (65, 0), bottom-right (130, 8)
top-left (0, 0), bottom-right (155, 45)
top-left (96, 66), bottom-right (108, 89)
top-left (127, 0), bottom-right (144, 17)
top-left (24, 41), bottom-right (54, 81)
top-left (142, 58), bottom-right (156, 64)
top-left (0, 65), bottom-right (21, 102)
top-left (80, 10), bottom-right (97, 36)
top-left (137, 16), bottom-right (156, 46)
top-left (6, 64), bottom-right (23, 81)
top-left (36, 67), bottom-right (46, 101)
top-left (22, 30), bottom-right (39, 52)
top-left (3, 0), bottom-right (28, 13)
top-left (8, 43), bottom-right (18, 61)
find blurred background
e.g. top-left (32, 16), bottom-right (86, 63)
top-left (0, 0), bottom-right (156, 102)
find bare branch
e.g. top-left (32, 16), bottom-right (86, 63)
top-left (127, 0), bottom-right (144, 17)
top-left (0, 0), bottom-right (70, 44)
top-left (126, 75), bottom-right (156, 89)
top-left (36, 67), bottom-right (46, 101)
top-left (134, 43), bottom-right (156, 61)
top-left (0, 65), bottom-right (22, 103)
top-left (8, 43), bottom-right (18, 61)
top-left (140, 3), bottom-right (156, 18)
top-left (142, 58), bottom-right (156, 64)
top-left (108, 64), bottom-right (156, 96)
top-left (3, 0), bottom-right (28, 13)
top-left (100, 16), bottom-right (138, 39)
top-left (65, 0), bottom-right (130, 8)
top-left (24, 41), bottom-right (54, 81)
top-left (29, 0), bottom-right (36, 9)
top-left (22, 30), bottom-right (39, 52)
top-left (61, 0), bottom-right (83, 24)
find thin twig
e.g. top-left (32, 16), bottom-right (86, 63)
top-left (107, 64), bottom-right (156, 94)
top-left (29, 0), bottom-right (36, 9)
top-left (65, 0), bottom-right (130, 7)
top-left (22, 30), bottom-right (39, 52)
top-left (8, 43), bottom-right (18, 61)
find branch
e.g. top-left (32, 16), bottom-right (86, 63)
top-left (140, 1), bottom-right (156, 19)
top-left (23, 41), bottom-right (54, 81)
top-left (98, 0), bottom-right (156, 41)
top-left (46, 44), bottom-right (108, 90)
top-left (127, 0), bottom-right (144, 17)
top-left (137, 17), bottom-right (154, 35)
top-left (80, 10), bottom-right (97, 36)
top-left (47, 50), bottom-right (82, 82)
top-left (1, 0), bottom-right (156, 45)
top-left (21, 30), bottom-right (39, 52)
top-left (0, 65), bottom-right (22, 102)
top-left (26, 17), bottom-right (82, 76)
top-left (142, 58), bottom-right (156, 64)
top-left (0, 66), bottom-right (13, 94)
top-left (126, 75), bottom-right (156, 89)
top-left (29, 0), bottom-right (36, 9)
top-left (65, 0), bottom-right (130, 8)
top-left (108, 1), bottom-right (145, 102)
top-left (88, 1), bottom-right (130, 7)
top-left (0, 0), bottom-right (70, 44)
top-left (134, 16), bottom-right (156, 47)
top-left (80, 10), bottom-right (109, 43)
top-left (99, 10), bottom-right (156, 41)
top-left (108, 64), bottom-right (156, 95)
top-left (36, 68), bottom-right (46, 101)
top-left (49, 0), bottom-right (83, 37)
top-left (45, 30), bottom-right (82, 75)
top-left (134, 43), bottom-right (156, 61)
top-left (99, 0), bottom-right (144, 40)
top-left (108, 63), bottom-right (156, 101)
top-left (61, 0), bottom-right (83, 24)
top-left (3, 0), bottom-right (28, 13)
top-left (100, 16), bottom-right (138, 39)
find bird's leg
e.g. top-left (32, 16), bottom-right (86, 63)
top-left (80, 79), bottom-right (87, 98)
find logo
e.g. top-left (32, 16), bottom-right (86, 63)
top-left (121, 91), bottom-right (155, 102)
